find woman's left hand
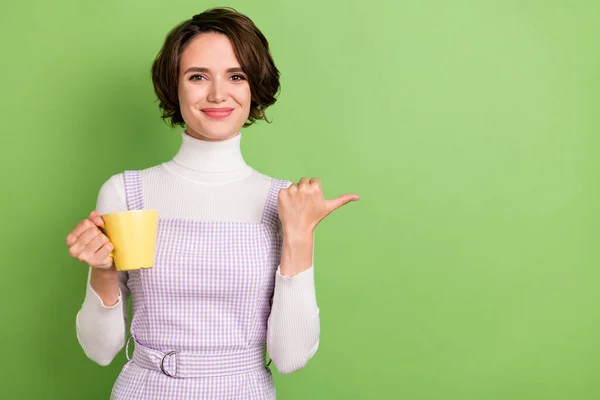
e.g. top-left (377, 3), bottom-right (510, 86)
top-left (277, 177), bottom-right (360, 236)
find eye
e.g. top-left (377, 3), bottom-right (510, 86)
top-left (231, 74), bottom-right (247, 81)
top-left (189, 75), bottom-right (206, 81)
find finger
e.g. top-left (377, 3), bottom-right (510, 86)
top-left (97, 242), bottom-right (114, 260)
top-left (88, 210), bottom-right (104, 226)
top-left (94, 244), bottom-right (115, 269)
top-left (298, 177), bottom-right (310, 189)
top-left (99, 255), bottom-right (114, 268)
top-left (309, 177), bottom-right (322, 193)
top-left (66, 219), bottom-right (97, 246)
top-left (287, 182), bottom-right (298, 193)
top-left (324, 194), bottom-right (360, 215)
top-left (68, 227), bottom-right (103, 257)
top-left (86, 233), bottom-right (110, 255)
top-left (80, 233), bottom-right (111, 264)
top-left (91, 236), bottom-right (114, 262)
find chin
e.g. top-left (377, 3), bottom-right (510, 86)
top-left (186, 124), bottom-right (241, 141)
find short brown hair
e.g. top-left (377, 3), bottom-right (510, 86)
top-left (150, 7), bottom-right (280, 128)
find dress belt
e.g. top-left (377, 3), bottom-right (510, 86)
top-left (126, 336), bottom-right (270, 379)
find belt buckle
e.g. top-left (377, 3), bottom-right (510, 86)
top-left (160, 351), bottom-right (178, 377)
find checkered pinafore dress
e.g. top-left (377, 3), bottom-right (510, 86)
top-left (110, 170), bottom-right (288, 400)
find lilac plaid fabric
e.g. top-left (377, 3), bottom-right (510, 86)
top-left (110, 170), bottom-right (288, 400)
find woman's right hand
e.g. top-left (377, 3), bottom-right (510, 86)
top-left (66, 210), bottom-right (115, 270)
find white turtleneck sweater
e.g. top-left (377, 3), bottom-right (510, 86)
top-left (75, 131), bottom-right (320, 375)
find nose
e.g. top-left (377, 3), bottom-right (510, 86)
top-left (207, 79), bottom-right (226, 103)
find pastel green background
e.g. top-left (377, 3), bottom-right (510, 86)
top-left (1, 0), bottom-right (598, 399)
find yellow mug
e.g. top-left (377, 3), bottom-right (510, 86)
top-left (100, 209), bottom-right (159, 271)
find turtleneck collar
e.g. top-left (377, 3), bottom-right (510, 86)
top-left (161, 130), bottom-right (253, 183)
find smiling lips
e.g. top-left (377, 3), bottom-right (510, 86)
top-left (201, 108), bottom-right (234, 119)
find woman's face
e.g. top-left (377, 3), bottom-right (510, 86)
top-left (178, 33), bottom-right (251, 141)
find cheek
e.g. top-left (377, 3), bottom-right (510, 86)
top-left (231, 85), bottom-right (251, 120)
top-left (178, 82), bottom-right (203, 108)
top-left (240, 90), bottom-right (252, 119)
top-left (238, 86), bottom-right (252, 109)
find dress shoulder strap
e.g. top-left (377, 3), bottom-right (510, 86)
top-left (123, 170), bottom-right (145, 211)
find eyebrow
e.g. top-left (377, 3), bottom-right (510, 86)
top-left (183, 67), bottom-right (245, 75)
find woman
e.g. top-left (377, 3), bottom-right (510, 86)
top-left (66, 7), bottom-right (359, 399)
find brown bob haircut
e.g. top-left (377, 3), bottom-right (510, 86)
top-left (151, 7), bottom-right (280, 128)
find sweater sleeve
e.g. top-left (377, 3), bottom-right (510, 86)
top-left (266, 180), bottom-right (321, 374)
top-left (75, 174), bottom-right (131, 366)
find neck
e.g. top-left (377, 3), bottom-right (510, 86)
top-left (162, 130), bottom-right (253, 183)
